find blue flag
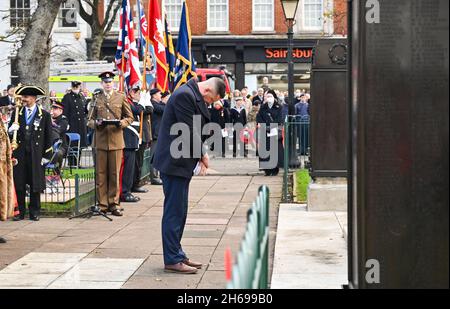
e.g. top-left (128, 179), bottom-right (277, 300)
top-left (173, 1), bottom-right (197, 91)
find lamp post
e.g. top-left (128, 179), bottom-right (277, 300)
top-left (281, 0), bottom-right (300, 168)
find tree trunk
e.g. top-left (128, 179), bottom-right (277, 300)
top-left (16, 0), bottom-right (65, 92)
top-left (88, 30), bottom-right (105, 61)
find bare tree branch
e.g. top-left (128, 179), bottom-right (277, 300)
top-left (80, 0), bottom-right (95, 10)
top-left (103, 1), bottom-right (121, 35)
top-left (77, 0), bottom-right (94, 25)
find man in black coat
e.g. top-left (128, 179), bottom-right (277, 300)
top-left (149, 89), bottom-right (166, 185)
top-left (153, 77), bottom-right (226, 274)
top-left (62, 81), bottom-right (87, 166)
top-left (0, 85), bottom-right (16, 107)
top-left (121, 85), bottom-right (146, 203)
top-left (8, 86), bottom-right (53, 221)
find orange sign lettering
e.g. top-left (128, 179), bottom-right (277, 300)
top-left (265, 48), bottom-right (312, 59)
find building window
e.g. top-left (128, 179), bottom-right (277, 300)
top-left (303, 0), bottom-right (323, 31)
top-left (10, 0), bottom-right (31, 28)
top-left (253, 0), bottom-right (274, 32)
top-left (164, 0), bottom-right (183, 31)
top-left (58, 1), bottom-right (78, 28)
top-left (208, 0), bottom-right (229, 32)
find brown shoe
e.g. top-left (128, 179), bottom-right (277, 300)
top-left (164, 262), bottom-right (198, 274)
top-left (183, 259), bottom-right (203, 269)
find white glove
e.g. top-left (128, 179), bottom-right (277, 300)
top-left (139, 91), bottom-right (153, 108)
top-left (8, 123), bottom-right (19, 133)
top-left (41, 158), bottom-right (50, 166)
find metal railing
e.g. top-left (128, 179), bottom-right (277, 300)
top-left (227, 186), bottom-right (270, 289)
top-left (24, 171), bottom-right (95, 217)
top-left (283, 115), bottom-right (311, 202)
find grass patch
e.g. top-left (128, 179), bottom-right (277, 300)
top-left (46, 168), bottom-right (94, 179)
top-left (295, 169), bottom-right (310, 203)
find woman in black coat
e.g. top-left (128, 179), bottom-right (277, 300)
top-left (256, 90), bottom-right (284, 176)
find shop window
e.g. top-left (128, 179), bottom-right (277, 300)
top-left (58, 1), bottom-right (78, 28)
top-left (208, 0), bottom-right (229, 32)
top-left (253, 0), bottom-right (274, 32)
top-left (10, 0), bottom-right (31, 28)
top-left (245, 63), bottom-right (267, 74)
top-left (164, 0), bottom-right (183, 32)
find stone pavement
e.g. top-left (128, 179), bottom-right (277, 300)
top-left (0, 158), bottom-right (282, 289)
top-left (270, 204), bottom-right (348, 289)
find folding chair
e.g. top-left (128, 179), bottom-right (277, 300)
top-left (45, 139), bottom-right (65, 194)
top-left (66, 133), bottom-right (81, 173)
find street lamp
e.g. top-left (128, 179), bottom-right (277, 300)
top-left (281, 0), bottom-right (300, 114)
top-left (281, 0), bottom-right (300, 168)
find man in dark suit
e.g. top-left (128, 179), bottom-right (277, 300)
top-left (153, 77), bottom-right (226, 274)
top-left (62, 81), bottom-right (87, 167)
top-left (0, 85), bottom-right (16, 107)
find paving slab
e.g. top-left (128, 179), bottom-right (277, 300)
top-left (0, 166), bottom-right (282, 289)
top-left (271, 204), bottom-right (347, 289)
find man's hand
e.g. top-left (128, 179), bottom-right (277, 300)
top-left (199, 162), bottom-right (208, 176)
top-left (8, 123), bottom-right (19, 133)
top-left (201, 153), bottom-right (209, 169)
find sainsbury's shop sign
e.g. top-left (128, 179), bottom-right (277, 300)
top-left (265, 48), bottom-right (313, 60)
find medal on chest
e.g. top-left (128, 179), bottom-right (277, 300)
top-left (33, 118), bottom-right (41, 131)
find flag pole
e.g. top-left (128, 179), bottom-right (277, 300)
top-left (120, 51), bottom-right (125, 92)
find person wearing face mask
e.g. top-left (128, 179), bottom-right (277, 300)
top-left (153, 77), bottom-right (226, 274)
top-left (256, 89), bottom-right (284, 176)
top-left (62, 81), bottom-right (87, 167)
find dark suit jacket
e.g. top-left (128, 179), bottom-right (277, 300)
top-left (151, 100), bottom-right (166, 140)
top-left (0, 96), bottom-right (14, 107)
top-left (153, 79), bottom-right (210, 179)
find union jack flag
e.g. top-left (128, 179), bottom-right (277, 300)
top-left (115, 0), bottom-right (141, 92)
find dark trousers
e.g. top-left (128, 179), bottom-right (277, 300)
top-left (121, 149), bottom-right (136, 196)
top-left (160, 173), bottom-right (191, 265)
top-left (149, 140), bottom-right (159, 180)
top-left (134, 143), bottom-right (146, 188)
top-left (16, 152), bottom-right (40, 218)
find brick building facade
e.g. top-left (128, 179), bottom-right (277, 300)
top-left (98, 0), bottom-right (347, 91)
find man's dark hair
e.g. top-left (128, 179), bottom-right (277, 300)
top-left (7, 85), bottom-right (14, 91)
top-left (210, 77), bottom-right (226, 99)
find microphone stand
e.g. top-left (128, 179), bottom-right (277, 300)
top-left (70, 91), bottom-right (112, 221)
